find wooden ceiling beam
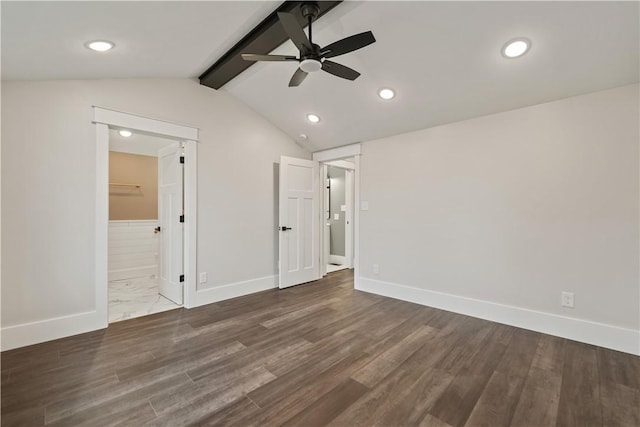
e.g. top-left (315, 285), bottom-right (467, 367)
top-left (199, 1), bottom-right (342, 90)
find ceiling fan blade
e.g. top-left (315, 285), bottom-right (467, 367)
top-left (321, 60), bottom-right (361, 81)
top-left (320, 31), bottom-right (376, 58)
top-left (241, 53), bottom-right (298, 62)
top-left (288, 68), bottom-right (308, 87)
top-left (277, 12), bottom-right (312, 52)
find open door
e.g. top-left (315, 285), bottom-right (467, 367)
top-left (279, 156), bottom-right (320, 288)
top-left (158, 144), bottom-right (184, 304)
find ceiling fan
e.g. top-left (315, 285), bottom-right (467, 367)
top-left (241, 1), bottom-right (376, 87)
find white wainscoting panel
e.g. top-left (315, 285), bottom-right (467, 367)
top-left (108, 220), bottom-right (159, 281)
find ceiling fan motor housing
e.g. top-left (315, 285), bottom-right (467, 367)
top-left (300, 2), bottom-right (320, 20)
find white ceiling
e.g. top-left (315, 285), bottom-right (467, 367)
top-left (1, 1), bottom-right (279, 80)
top-left (3, 2), bottom-right (638, 151)
top-left (225, 1), bottom-right (639, 150)
top-left (109, 129), bottom-right (177, 157)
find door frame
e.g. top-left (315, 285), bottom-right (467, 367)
top-left (312, 144), bottom-right (361, 286)
top-left (93, 106), bottom-right (199, 328)
top-left (322, 161), bottom-right (355, 275)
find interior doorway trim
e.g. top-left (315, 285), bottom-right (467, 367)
top-left (313, 144), bottom-right (361, 287)
top-left (93, 106), bottom-right (199, 328)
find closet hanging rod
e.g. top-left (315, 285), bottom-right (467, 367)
top-left (109, 182), bottom-right (141, 188)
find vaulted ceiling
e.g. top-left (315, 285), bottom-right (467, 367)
top-left (1, 1), bottom-right (280, 80)
top-left (3, 1), bottom-right (638, 151)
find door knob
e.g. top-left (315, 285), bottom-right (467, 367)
top-left (280, 226), bottom-right (292, 231)
top-left (154, 226), bottom-right (161, 234)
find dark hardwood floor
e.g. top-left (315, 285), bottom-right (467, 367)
top-left (2, 269), bottom-right (639, 426)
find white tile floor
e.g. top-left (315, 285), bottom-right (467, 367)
top-left (327, 263), bottom-right (349, 273)
top-left (108, 276), bottom-right (181, 323)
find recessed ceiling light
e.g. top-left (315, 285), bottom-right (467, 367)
top-left (119, 130), bottom-right (132, 137)
top-left (378, 88), bottom-right (395, 100)
top-left (299, 133), bottom-right (308, 140)
top-left (86, 40), bottom-right (115, 52)
top-left (502, 38), bottom-right (530, 58)
top-left (307, 114), bottom-right (320, 123)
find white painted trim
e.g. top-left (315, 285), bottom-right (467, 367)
top-left (329, 255), bottom-right (346, 265)
top-left (317, 151), bottom-right (360, 283)
top-left (353, 155), bottom-right (361, 289)
top-left (345, 169), bottom-right (354, 269)
top-left (313, 143), bottom-right (361, 162)
top-left (183, 141), bottom-right (198, 308)
top-left (1, 311), bottom-right (104, 351)
top-left (357, 277), bottom-right (640, 356)
top-left (93, 106), bottom-right (199, 141)
top-left (324, 159), bottom-right (356, 170)
top-left (109, 219), bottom-right (159, 223)
top-left (192, 276), bottom-right (278, 306)
top-left (321, 165), bottom-right (329, 277)
top-left (95, 123), bottom-right (110, 329)
top-left (94, 108), bottom-right (199, 319)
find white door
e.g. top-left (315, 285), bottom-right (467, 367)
top-left (279, 156), bottom-right (320, 288)
top-left (158, 144), bottom-right (184, 304)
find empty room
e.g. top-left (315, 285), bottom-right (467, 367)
top-left (1, 1), bottom-right (639, 426)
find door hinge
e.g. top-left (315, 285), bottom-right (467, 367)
top-left (180, 215), bottom-right (185, 223)
top-left (180, 156), bottom-right (185, 164)
top-left (179, 274), bottom-right (185, 283)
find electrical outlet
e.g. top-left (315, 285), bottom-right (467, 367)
top-left (373, 264), bottom-right (379, 275)
top-left (561, 291), bottom-right (574, 308)
top-left (199, 272), bottom-right (207, 284)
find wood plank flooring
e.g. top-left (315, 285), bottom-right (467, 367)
top-left (2, 269), bottom-right (639, 426)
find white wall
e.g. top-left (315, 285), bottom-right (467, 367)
top-left (358, 84), bottom-right (640, 354)
top-left (1, 78), bottom-right (309, 345)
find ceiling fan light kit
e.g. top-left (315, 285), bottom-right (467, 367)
top-left (241, 1), bottom-right (376, 87)
top-left (300, 58), bottom-right (322, 73)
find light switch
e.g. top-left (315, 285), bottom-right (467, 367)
top-left (340, 205), bottom-right (347, 212)
top-left (334, 213), bottom-right (340, 220)
top-left (361, 201), bottom-right (369, 211)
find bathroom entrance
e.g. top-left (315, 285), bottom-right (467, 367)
top-left (322, 159), bottom-right (355, 275)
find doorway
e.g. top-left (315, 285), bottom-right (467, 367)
top-left (107, 130), bottom-right (183, 322)
top-left (93, 107), bottom-right (198, 328)
top-left (322, 159), bottom-right (355, 275)
top-left (278, 144), bottom-right (361, 289)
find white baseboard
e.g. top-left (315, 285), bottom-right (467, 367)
top-left (2, 274), bottom-right (279, 351)
top-left (108, 266), bottom-right (157, 282)
top-left (329, 255), bottom-right (346, 265)
top-left (1, 310), bottom-right (107, 352)
top-left (192, 275), bottom-right (278, 307)
top-left (357, 277), bottom-right (640, 356)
